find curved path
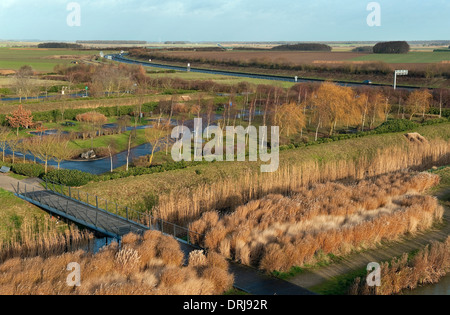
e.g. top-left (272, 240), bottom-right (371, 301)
top-left (288, 188), bottom-right (450, 290)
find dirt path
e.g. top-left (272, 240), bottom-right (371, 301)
top-left (288, 190), bottom-right (450, 290)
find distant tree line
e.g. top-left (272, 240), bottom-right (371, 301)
top-left (271, 43), bottom-right (332, 52)
top-left (373, 41), bottom-right (410, 54)
top-left (38, 42), bottom-right (83, 49)
top-left (352, 46), bottom-right (374, 53)
top-left (76, 40), bottom-right (147, 45)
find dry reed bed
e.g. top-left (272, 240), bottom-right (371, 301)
top-left (0, 215), bottom-right (93, 263)
top-left (0, 231), bottom-right (234, 295)
top-left (349, 236), bottom-right (450, 295)
top-left (157, 139), bottom-right (450, 225)
top-left (189, 172), bottom-right (444, 272)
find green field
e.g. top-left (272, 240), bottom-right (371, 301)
top-left (351, 52), bottom-right (450, 63)
top-left (0, 48), bottom-right (99, 72)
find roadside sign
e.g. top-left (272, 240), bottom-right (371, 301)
top-left (394, 70), bottom-right (409, 90)
top-left (395, 70), bottom-right (408, 76)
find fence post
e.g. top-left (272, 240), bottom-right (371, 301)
top-left (96, 196), bottom-right (98, 209)
top-left (126, 207), bottom-right (129, 220)
top-left (116, 203), bottom-right (118, 216)
top-left (187, 227), bottom-right (190, 245)
top-left (17, 182), bottom-right (19, 194)
top-left (105, 200), bottom-right (108, 212)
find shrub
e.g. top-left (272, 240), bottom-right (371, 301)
top-left (11, 163), bottom-right (45, 178)
top-left (374, 119), bottom-right (419, 134)
top-left (42, 169), bottom-right (96, 187)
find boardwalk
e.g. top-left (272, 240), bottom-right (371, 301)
top-left (13, 179), bottom-right (314, 295)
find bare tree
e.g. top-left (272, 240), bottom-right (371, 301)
top-left (0, 127), bottom-right (11, 162)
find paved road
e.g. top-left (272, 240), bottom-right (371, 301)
top-left (108, 54), bottom-right (419, 91)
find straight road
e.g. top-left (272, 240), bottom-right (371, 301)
top-left (108, 54), bottom-right (418, 91)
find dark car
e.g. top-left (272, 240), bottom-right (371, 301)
top-left (363, 80), bottom-right (373, 85)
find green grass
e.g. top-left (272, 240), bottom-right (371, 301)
top-left (68, 129), bottom-right (150, 152)
top-left (7, 173), bottom-right (28, 180)
top-left (224, 288), bottom-right (250, 296)
top-left (272, 253), bottom-right (344, 280)
top-left (0, 188), bottom-right (63, 243)
top-left (309, 267), bottom-right (368, 295)
top-left (351, 52), bottom-right (450, 64)
top-left (0, 47), bottom-right (99, 72)
top-left (147, 69), bottom-right (295, 88)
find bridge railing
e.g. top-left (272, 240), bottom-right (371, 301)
top-left (15, 180), bottom-right (203, 246)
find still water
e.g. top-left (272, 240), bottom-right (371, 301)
top-left (403, 275), bottom-right (450, 295)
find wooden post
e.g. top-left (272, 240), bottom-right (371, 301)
top-left (187, 228), bottom-right (190, 245)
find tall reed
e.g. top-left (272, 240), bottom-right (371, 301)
top-left (157, 139), bottom-right (450, 225)
top-left (0, 231), bottom-right (234, 295)
top-left (349, 237), bottom-right (450, 295)
top-left (189, 172), bottom-right (444, 272)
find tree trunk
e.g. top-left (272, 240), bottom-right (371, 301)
top-left (126, 132), bottom-right (132, 172)
top-left (315, 120), bottom-right (321, 141)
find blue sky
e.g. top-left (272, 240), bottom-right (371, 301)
top-left (0, 0), bottom-right (448, 42)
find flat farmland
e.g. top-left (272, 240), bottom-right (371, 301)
top-left (0, 48), bottom-right (99, 72)
top-left (157, 50), bottom-right (367, 65)
top-left (351, 52), bottom-right (450, 64)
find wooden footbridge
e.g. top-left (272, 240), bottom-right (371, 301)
top-left (14, 180), bottom-right (196, 243)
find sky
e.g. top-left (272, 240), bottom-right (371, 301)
top-left (0, 0), bottom-right (449, 42)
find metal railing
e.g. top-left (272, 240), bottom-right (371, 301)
top-left (15, 180), bottom-right (203, 247)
